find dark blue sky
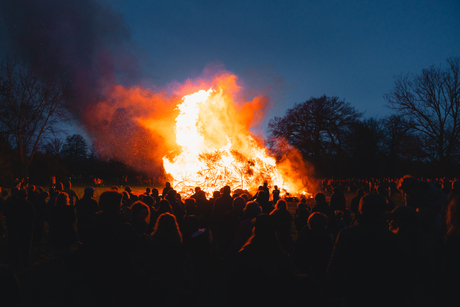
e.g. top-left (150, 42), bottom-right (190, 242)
top-left (109, 0), bottom-right (460, 129)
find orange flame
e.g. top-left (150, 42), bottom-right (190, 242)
top-left (85, 71), bottom-right (310, 198)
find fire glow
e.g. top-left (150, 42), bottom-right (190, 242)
top-left (157, 73), bottom-right (302, 198)
top-left (88, 71), bottom-right (309, 198)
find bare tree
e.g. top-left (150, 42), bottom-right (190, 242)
top-left (43, 138), bottom-right (64, 158)
top-left (384, 56), bottom-right (460, 164)
top-left (0, 58), bottom-right (70, 175)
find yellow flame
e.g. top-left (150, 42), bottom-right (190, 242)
top-left (162, 85), bottom-right (297, 198)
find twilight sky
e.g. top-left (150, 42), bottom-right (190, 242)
top-left (109, 0), bottom-right (460, 129)
top-left (1, 0), bottom-right (460, 135)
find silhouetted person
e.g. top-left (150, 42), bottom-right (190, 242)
top-left (311, 192), bottom-right (334, 220)
top-left (270, 199), bottom-right (294, 255)
top-left (151, 188), bottom-right (161, 208)
top-left (75, 186), bottom-right (99, 245)
top-left (130, 201), bottom-right (151, 239)
top-left (377, 184), bottom-right (395, 212)
top-left (4, 189), bottom-right (35, 267)
top-left (272, 185), bottom-right (280, 204)
top-left (256, 190), bottom-right (273, 214)
top-left (327, 193), bottom-right (413, 307)
top-left (398, 175), bottom-right (447, 254)
top-left (84, 190), bottom-right (138, 305)
top-left (162, 182), bottom-right (172, 198)
top-left (219, 196), bottom-right (246, 257)
top-left (226, 214), bottom-right (298, 306)
top-left (388, 205), bottom-right (436, 306)
top-left (294, 211), bottom-right (333, 290)
top-left (294, 200), bottom-right (311, 233)
top-left (166, 189), bottom-right (185, 225)
top-left (350, 188), bottom-right (364, 215)
top-left (224, 201), bottom-right (261, 260)
top-left (48, 192), bottom-right (76, 264)
top-left (148, 212), bottom-right (190, 306)
top-left (32, 191), bottom-right (49, 246)
top-left (181, 215), bottom-right (210, 282)
top-left (212, 186), bottom-right (233, 257)
top-left (330, 187), bottom-right (346, 212)
top-left (63, 181), bottom-right (79, 207)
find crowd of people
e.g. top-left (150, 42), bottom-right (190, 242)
top-left (0, 175), bottom-right (459, 306)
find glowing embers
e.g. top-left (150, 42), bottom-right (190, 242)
top-left (162, 85), bottom-right (286, 197)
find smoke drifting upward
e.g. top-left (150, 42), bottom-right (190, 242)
top-left (0, 0), bottom-right (158, 172)
top-left (0, 0), bottom-right (139, 117)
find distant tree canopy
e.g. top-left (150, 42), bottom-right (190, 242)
top-left (268, 57), bottom-right (460, 178)
top-left (268, 95), bottom-right (362, 177)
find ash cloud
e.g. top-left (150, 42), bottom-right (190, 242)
top-left (0, 0), bottom-right (139, 116)
top-left (0, 0), bottom-right (165, 173)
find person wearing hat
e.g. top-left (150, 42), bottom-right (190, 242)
top-left (75, 187), bottom-right (99, 244)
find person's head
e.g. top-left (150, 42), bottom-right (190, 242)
top-left (253, 213), bottom-right (275, 238)
top-left (213, 191), bottom-right (221, 199)
top-left (274, 185), bottom-right (279, 191)
top-left (167, 189), bottom-right (177, 199)
top-left (275, 199), bottom-right (287, 211)
top-left (56, 192), bottom-right (69, 206)
top-left (314, 192), bottom-right (326, 204)
top-left (153, 212), bottom-right (182, 244)
top-left (145, 187), bottom-right (151, 194)
top-left (184, 198), bottom-right (196, 213)
top-left (27, 185), bottom-right (36, 193)
top-left (84, 186), bottom-right (95, 198)
top-left (131, 201), bottom-right (150, 225)
top-left (99, 190), bottom-right (122, 214)
top-left (124, 186), bottom-right (132, 193)
top-left (158, 199), bottom-right (173, 214)
top-left (223, 185), bottom-right (231, 196)
top-left (165, 182), bottom-right (171, 188)
top-left (243, 201), bottom-right (261, 219)
top-left (398, 175), bottom-right (418, 197)
top-left (359, 193), bottom-right (388, 220)
top-left (452, 180), bottom-right (460, 190)
top-left (56, 182), bottom-right (63, 191)
top-left (232, 196), bottom-right (246, 212)
top-left (307, 212), bottom-right (328, 232)
top-left (64, 181), bottom-right (71, 189)
top-left (356, 188), bottom-right (364, 196)
top-left (142, 195), bottom-right (154, 207)
top-left (151, 188), bottom-right (159, 197)
top-left (195, 187), bottom-right (201, 193)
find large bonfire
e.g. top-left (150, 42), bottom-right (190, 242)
top-left (88, 71), bottom-right (309, 198)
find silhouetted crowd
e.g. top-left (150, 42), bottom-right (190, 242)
top-left (0, 175), bottom-right (460, 306)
